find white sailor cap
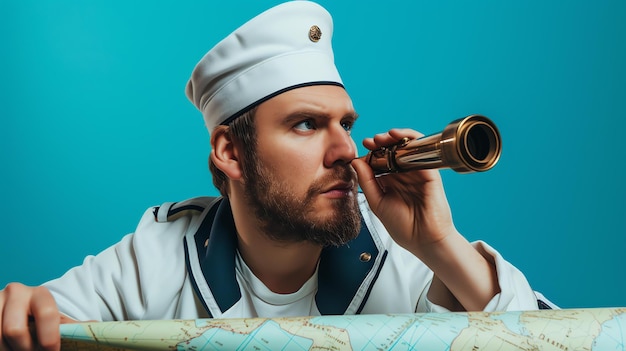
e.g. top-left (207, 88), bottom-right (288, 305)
top-left (185, 1), bottom-right (343, 132)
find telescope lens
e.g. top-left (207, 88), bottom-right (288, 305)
top-left (466, 124), bottom-right (490, 161)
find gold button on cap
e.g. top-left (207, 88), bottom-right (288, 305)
top-left (309, 25), bottom-right (322, 42)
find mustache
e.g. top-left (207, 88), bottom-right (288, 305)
top-left (307, 165), bottom-right (357, 197)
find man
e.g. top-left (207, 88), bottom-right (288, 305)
top-left (0, 1), bottom-right (554, 350)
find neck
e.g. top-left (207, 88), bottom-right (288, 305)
top-left (229, 190), bottom-right (322, 294)
top-left (237, 235), bottom-right (322, 294)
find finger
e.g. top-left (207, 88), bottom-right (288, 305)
top-left (387, 128), bottom-right (424, 140)
top-left (363, 129), bottom-right (425, 150)
top-left (1, 288), bottom-right (6, 351)
top-left (2, 283), bottom-right (33, 351)
top-left (59, 315), bottom-right (79, 324)
top-left (371, 131), bottom-right (398, 147)
top-left (30, 287), bottom-right (61, 351)
top-left (352, 158), bottom-right (384, 209)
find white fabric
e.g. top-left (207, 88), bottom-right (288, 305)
top-left (44, 194), bottom-right (547, 321)
top-left (156, 202), bottom-right (175, 223)
top-left (185, 1), bottom-right (343, 132)
top-left (234, 250), bottom-right (320, 318)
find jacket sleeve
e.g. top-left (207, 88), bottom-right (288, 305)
top-left (43, 207), bottom-right (192, 321)
top-left (416, 240), bottom-right (555, 312)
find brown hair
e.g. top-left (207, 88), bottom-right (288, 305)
top-left (209, 107), bottom-right (257, 197)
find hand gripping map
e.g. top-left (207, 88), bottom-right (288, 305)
top-left (60, 308), bottom-right (626, 351)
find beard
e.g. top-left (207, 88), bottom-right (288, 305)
top-left (241, 152), bottom-right (361, 247)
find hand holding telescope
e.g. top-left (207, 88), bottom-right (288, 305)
top-left (359, 115), bottom-right (502, 175)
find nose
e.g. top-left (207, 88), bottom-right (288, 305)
top-left (324, 125), bottom-right (357, 168)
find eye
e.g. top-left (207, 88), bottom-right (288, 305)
top-left (294, 119), bottom-right (316, 131)
top-left (341, 120), bottom-right (354, 134)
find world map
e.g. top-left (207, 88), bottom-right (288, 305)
top-left (60, 308), bottom-right (626, 350)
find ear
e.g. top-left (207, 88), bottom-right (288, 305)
top-left (210, 125), bottom-right (243, 180)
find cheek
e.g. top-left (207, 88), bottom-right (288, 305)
top-left (262, 146), bottom-right (322, 189)
top-left (276, 148), bottom-right (320, 176)
top-left (255, 133), bottom-right (325, 184)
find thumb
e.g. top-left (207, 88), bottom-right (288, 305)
top-left (352, 158), bottom-right (383, 209)
top-left (59, 315), bottom-right (79, 324)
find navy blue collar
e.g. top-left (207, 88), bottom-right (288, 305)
top-left (193, 197), bottom-right (382, 315)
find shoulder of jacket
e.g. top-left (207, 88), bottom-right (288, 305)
top-left (152, 196), bottom-right (222, 223)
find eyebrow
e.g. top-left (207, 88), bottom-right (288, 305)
top-left (282, 110), bottom-right (359, 125)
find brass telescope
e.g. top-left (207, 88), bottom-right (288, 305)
top-left (360, 115), bottom-right (502, 175)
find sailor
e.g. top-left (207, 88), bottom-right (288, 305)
top-left (0, 2), bottom-right (555, 350)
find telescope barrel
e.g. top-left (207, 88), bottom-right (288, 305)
top-left (360, 115), bottom-right (502, 175)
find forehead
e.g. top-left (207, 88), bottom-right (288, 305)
top-left (255, 85), bottom-right (355, 120)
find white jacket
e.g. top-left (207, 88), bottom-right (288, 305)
top-left (44, 194), bottom-right (555, 321)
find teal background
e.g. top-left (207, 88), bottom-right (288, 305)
top-left (1, 1), bottom-right (624, 309)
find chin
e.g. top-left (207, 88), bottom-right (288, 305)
top-left (312, 200), bottom-right (352, 220)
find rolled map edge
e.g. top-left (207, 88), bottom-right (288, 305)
top-left (60, 307), bottom-right (626, 351)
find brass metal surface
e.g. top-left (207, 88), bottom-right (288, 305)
top-left (360, 115), bottom-right (502, 175)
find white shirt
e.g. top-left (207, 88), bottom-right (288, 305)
top-left (235, 250), bottom-right (320, 317)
